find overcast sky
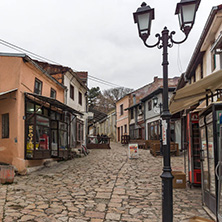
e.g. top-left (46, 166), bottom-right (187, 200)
top-left (0, 0), bottom-right (221, 91)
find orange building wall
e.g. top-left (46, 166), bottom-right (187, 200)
top-left (116, 95), bottom-right (130, 142)
top-left (0, 56), bottom-right (65, 173)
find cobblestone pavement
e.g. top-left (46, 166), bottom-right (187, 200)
top-left (0, 142), bottom-right (213, 222)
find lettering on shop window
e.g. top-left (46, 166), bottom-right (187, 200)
top-left (27, 125), bottom-right (34, 157)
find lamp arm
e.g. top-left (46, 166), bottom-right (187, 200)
top-left (143, 33), bottom-right (161, 48)
top-left (169, 31), bottom-right (189, 45)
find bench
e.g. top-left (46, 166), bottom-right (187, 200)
top-left (150, 142), bottom-right (179, 157)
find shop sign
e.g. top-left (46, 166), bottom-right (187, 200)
top-left (27, 125), bottom-right (34, 157)
top-left (128, 143), bottom-right (138, 159)
top-left (191, 113), bottom-right (199, 123)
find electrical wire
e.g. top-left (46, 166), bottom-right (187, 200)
top-left (0, 38), bottom-right (127, 88)
top-left (88, 75), bottom-right (122, 87)
top-left (88, 76), bottom-right (119, 87)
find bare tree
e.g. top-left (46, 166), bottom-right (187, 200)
top-left (89, 87), bottom-right (133, 113)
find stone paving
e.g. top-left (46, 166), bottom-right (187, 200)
top-left (0, 142), bottom-right (213, 222)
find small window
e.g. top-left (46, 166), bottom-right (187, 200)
top-left (50, 88), bottom-right (56, 99)
top-left (124, 124), bottom-right (127, 134)
top-left (211, 50), bottom-right (217, 72)
top-left (2, 113), bottom-right (9, 138)
top-left (120, 104), bottom-right (123, 115)
top-left (79, 91), bottom-right (82, 105)
top-left (34, 78), bottom-right (42, 95)
top-left (70, 84), bottom-right (74, 100)
top-left (148, 100), bottom-right (152, 111)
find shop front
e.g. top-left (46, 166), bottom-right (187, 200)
top-left (25, 93), bottom-right (82, 160)
top-left (199, 102), bottom-right (222, 219)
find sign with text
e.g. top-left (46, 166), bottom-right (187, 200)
top-left (162, 120), bottom-right (167, 145)
top-left (128, 143), bottom-right (138, 159)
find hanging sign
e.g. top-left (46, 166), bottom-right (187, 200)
top-left (162, 120), bottom-right (167, 145)
top-left (128, 143), bottom-right (138, 159)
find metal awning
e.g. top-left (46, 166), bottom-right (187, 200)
top-left (25, 92), bottom-right (83, 116)
top-left (0, 88), bottom-right (17, 96)
top-left (170, 69), bottom-right (222, 114)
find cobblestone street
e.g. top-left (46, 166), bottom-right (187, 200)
top-left (0, 142), bottom-right (212, 222)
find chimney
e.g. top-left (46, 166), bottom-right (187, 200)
top-left (154, 76), bottom-right (158, 82)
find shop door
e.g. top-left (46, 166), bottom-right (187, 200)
top-left (217, 126), bottom-right (222, 221)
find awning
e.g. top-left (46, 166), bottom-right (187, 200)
top-left (170, 69), bottom-right (222, 114)
top-left (25, 92), bottom-right (83, 116)
top-left (0, 88), bottom-right (17, 96)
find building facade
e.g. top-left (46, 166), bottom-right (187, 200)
top-left (116, 95), bottom-right (130, 142)
top-left (0, 53), bottom-right (83, 173)
top-left (35, 62), bottom-right (89, 148)
top-left (170, 5), bottom-right (222, 220)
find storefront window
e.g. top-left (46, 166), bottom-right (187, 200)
top-left (200, 127), bottom-right (209, 191)
top-left (51, 129), bottom-right (58, 156)
top-left (207, 123), bottom-right (216, 196)
top-left (59, 130), bottom-right (67, 150)
top-left (148, 120), bottom-right (160, 140)
top-left (36, 115), bottom-right (50, 127)
top-left (36, 126), bottom-right (50, 150)
top-left (27, 102), bottom-right (34, 113)
top-left (50, 111), bottom-right (56, 120)
top-left (35, 105), bottom-right (42, 114)
top-left (59, 121), bottom-right (68, 150)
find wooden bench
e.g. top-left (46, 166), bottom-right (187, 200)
top-left (147, 140), bottom-right (160, 149)
top-left (150, 142), bottom-right (179, 157)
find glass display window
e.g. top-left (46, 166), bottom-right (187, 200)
top-left (36, 115), bottom-right (50, 127)
top-left (36, 126), bottom-right (50, 150)
top-left (207, 123), bottom-right (216, 196)
top-left (26, 102), bottom-right (34, 113)
top-left (200, 126), bottom-right (209, 191)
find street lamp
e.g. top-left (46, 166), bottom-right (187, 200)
top-left (133, 1), bottom-right (200, 222)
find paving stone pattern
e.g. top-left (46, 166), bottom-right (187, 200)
top-left (0, 142), bottom-right (212, 222)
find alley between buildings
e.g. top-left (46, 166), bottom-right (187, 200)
top-left (0, 143), bottom-right (211, 222)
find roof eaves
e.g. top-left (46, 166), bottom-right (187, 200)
top-left (24, 56), bottom-right (66, 90)
top-left (69, 69), bottom-right (88, 91)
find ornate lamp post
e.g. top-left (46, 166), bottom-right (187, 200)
top-left (133, 1), bottom-right (200, 221)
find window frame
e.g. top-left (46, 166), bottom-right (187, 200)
top-left (78, 91), bottom-right (82, 105)
top-left (130, 108), bottom-right (134, 119)
top-left (148, 100), bottom-right (152, 111)
top-left (34, 78), bottom-right (42, 95)
top-left (50, 88), bottom-right (56, 99)
top-left (120, 104), bottom-right (123, 116)
top-left (70, 84), bottom-right (74, 100)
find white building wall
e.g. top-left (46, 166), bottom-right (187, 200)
top-left (63, 72), bottom-right (88, 144)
